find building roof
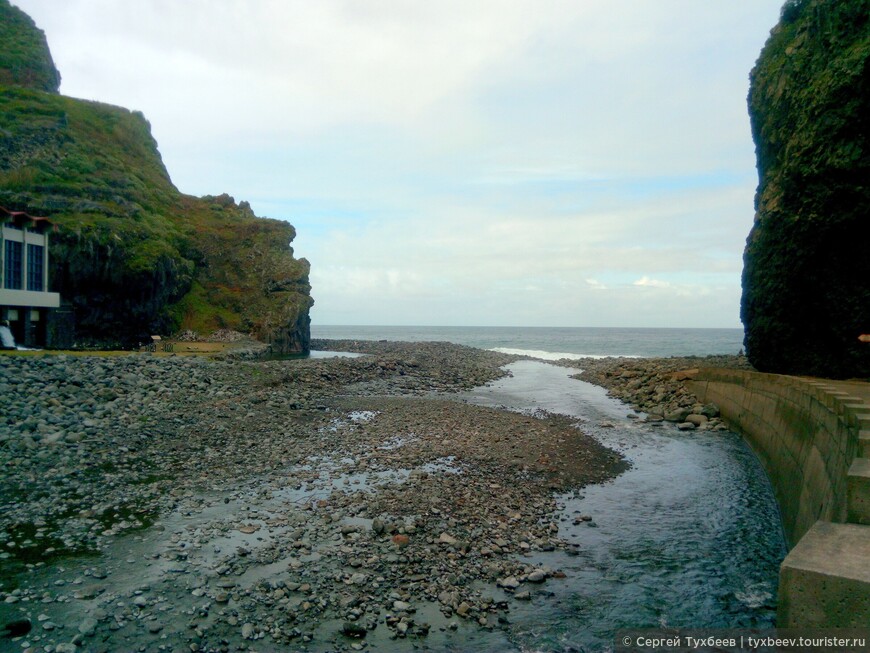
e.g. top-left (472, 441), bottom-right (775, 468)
top-left (0, 206), bottom-right (56, 232)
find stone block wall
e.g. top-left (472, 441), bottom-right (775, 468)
top-left (687, 370), bottom-right (861, 545)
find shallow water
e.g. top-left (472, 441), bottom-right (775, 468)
top-left (460, 360), bottom-right (787, 651)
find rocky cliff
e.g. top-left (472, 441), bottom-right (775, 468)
top-left (741, 0), bottom-right (870, 379)
top-left (0, 0), bottom-right (59, 92)
top-left (0, 0), bottom-right (312, 351)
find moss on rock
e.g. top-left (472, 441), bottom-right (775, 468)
top-left (741, 0), bottom-right (870, 378)
top-left (0, 0), bottom-right (60, 93)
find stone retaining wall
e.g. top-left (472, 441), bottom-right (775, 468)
top-left (687, 369), bottom-right (870, 627)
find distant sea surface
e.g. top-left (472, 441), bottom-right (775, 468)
top-left (311, 325), bottom-right (744, 359)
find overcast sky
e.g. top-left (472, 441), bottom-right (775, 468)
top-left (15, 0), bottom-right (784, 328)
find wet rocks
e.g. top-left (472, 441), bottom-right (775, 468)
top-left (527, 570), bottom-right (547, 583)
top-left (77, 617), bottom-right (98, 635)
top-left (0, 340), bottom-right (628, 652)
top-left (498, 577), bottom-right (521, 590)
top-left (552, 355), bottom-right (749, 430)
top-left (341, 621), bottom-right (367, 638)
top-left (685, 414), bottom-right (708, 427)
top-left (310, 338), bottom-right (520, 394)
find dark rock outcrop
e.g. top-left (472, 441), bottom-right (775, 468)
top-left (741, 0), bottom-right (870, 378)
top-left (0, 1), bottom-right (312, 351)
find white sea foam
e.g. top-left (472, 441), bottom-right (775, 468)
top-left (734, 584), bottom-right (773, 608)
top-left (488, 347), bottom-right (640, 361)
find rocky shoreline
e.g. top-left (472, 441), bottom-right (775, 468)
top-left (552, 354), bottom-right (751, 430)
top-left (1, 341), bottom-right (632, 653)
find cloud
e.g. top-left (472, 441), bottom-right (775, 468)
top-left (585, 279), bottom-right (608, 291)
top-left (12, 0), bottom-right (785, 327)
top-left (633, 277), bottom-right (672, 289)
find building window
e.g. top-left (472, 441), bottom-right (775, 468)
top-left (27, 243), bottom-right (44, 291)
top-left (4, 240), bottom-right (22, 290)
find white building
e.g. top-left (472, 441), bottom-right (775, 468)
top-left (1, 206), bottom-right (61, 348)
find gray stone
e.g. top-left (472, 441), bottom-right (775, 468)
top-left (341, 621), bottom-right (367, 638)
top-left (527, 570), bottom-right (546, 583)
top-left (665, 408), bottom-right (691, 422)
top-left (700, 403), bottom-right (720, 418)
top-left (438, 532), bottom-right (458, 545)
top-left (498, 576), bottom-right (520, 590)
top-left (685, 414), bottom-right (708, 427)
top-left (438, 590), bottom-right (457, 606)
top-left (78, 617), bottom-right (98, 635)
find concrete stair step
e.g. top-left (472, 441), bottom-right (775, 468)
top-left (847, 457), bottom-right (870, 524)
top-left (860, 430), bottom-right (870, 459)
top-left (778, 520), bottom-right (870, 626)
top-left (852, 411), bottom-right (870, 435)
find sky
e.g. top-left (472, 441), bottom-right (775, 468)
top-left (15, 0), bottom-right (785, 328)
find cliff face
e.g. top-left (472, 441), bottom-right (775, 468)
top-left (0, 1), bottom-right (60, 92)
top-left (742, 0), bottom-right (870, 378)
top-left (0, 0), bottom-right (312, 351)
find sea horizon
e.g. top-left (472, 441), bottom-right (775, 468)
top-left (311, 324), bottom-right (745, 359)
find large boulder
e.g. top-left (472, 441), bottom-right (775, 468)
top-left (741, 0), bottom-right (870, 378)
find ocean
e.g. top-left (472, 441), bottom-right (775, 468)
top-left (311, 325), bottom-right (744, 359)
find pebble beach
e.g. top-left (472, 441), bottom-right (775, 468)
top-left (0, 341), bottom-right (743, 652)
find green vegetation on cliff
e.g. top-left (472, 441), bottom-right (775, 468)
top-left (0, 0), bottom-right (312, 350)
top-left (0, 0), bottom-right (59, 92)
top-left (742, 0), bottom-right (870, 378)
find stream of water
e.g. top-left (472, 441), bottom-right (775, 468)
top-left (460, 360), bottom-right (787, 652)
